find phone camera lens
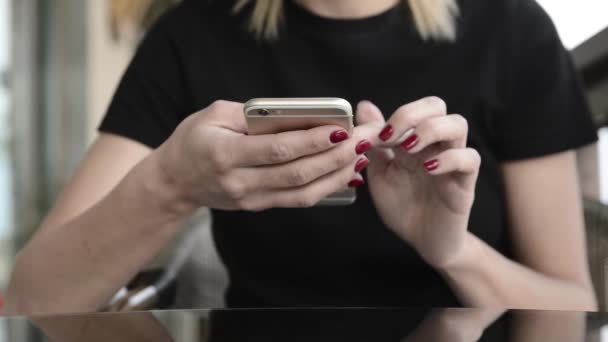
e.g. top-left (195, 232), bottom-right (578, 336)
top-left (258, 109), bottom-right (270, 116)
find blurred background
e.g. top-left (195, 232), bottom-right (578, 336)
top-left (0, 0), bottom-right (607, 309)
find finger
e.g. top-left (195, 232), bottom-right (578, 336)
top-left (240, 162), bottom-right (364, 211)
top-left (422, 148), bottom-right (481, 177)
top-left (402, 114), bottom-right (468, 154)
top-left (240, 122), bottom-right (379, 190)
top-left (377, 96), bottom-right (448, 147)
top-left (355, 101), bottom-right (394, 164)
top-left (232, 124), bottom-right (350, 167)
top-left (355, 100), bottom-right (386, 127)
top-left (203, 100), bottom-right (248, 133)
top-left (240, 149), bottom-right (369, 190)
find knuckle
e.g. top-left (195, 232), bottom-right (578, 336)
top-left (236, 198), bottom-right (264, 212)
top-left (209, 147), bottom-right (231, 172)
top-left (284, 168), bottom-right (311, 187)
top-left (293, 194), bottom-right (318, 208)
top-left (207, 100), bottom-right (224, 112)
top-left (307, 134), bottom-right (327, 152)
top-left (456, 156), bottom-right (468, 171)
top-left (188, 111), bottom-right (207, 128)
top-left (219, 176), bottom-right (246, 200)
top-left (267, 141), bottom-right (292, 163)
top-left (188, 114), bottom-right (210, 138)
top-left (451, 114), bottom-right (468, 132)
top-left (468, 148), bottom-right (482, 167)
top-left (417, 120), bottom-right (439, 143)
top-left (425, 96), bottom-right (447, 114)
top-left (332, 151), bottom-right (351, 168)
top-left (208, 99), bottom-right (229, 112)
top-left (394, 103), bottom-right (412, 119)
top-left (427, 124), bottom-right (442, 142)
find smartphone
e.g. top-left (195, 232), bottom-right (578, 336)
top-left (244, 98), bottom-right (356, 206)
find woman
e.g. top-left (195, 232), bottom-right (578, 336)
top-left (6, 0), bottom-right (598, 314)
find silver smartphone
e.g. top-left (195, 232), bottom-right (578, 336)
top-left (244, 98), bottom-right (356, 206)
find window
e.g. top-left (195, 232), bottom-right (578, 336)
top-left (536, 1), bottom-right (608, 50)
top-left (600, 128), bottom-right (608, 204)
top-left (0, 0), bottom-right (13, 289)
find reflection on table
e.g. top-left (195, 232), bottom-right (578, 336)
top-left (1, 307), bottom-right (604, 341)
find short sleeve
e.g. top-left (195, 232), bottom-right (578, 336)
top-left (492, 0), bottom-right (598, 161)
top-left (98, 6), bottom-right (188, 149)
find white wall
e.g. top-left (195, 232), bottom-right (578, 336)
top-left (536, 1), bottom-right (608, 50)
top-left (85, 0), bottom-right (135, 143)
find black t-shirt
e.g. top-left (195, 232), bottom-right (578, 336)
top-left (99, 0), bottom-right (597, 307)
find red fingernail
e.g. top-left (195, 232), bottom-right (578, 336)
top-left (356, 140), bottom-right (373, 154)
top-left (348, 179), bottom-right (365, 188)
top-left (330, 130), bottom-right (349, 144)
top-left (355, 158), bottom-right (370, 173)
top-left (423, 159), bottom-right (440, 172)
top-left (378, 125), bottom-right (394, 141)
top-left (401, 134), bottom-right (419, 151)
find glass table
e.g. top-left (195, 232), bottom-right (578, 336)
top-left (0, 308), bottom-right (606, 341)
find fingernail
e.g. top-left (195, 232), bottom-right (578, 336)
top-left (356, 140), bottom-right (373, 154)
top-left (423, 159), bottom-right (440, 172)
top-left (355, 158), bottom-right (370, 173)
top-left (348, 178), bottom-right (365, 188)
top-left (401, 134), bottom-right (419, 151)
top-left (378, 125), bottom-right (394, 141)
top-left (330, 130), bottom-right (349, 143)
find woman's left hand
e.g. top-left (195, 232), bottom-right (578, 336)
top-left (356, 98), bottom-right (481, 268)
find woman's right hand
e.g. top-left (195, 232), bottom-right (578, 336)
top-left (155, 100), bottom-right (378, 211)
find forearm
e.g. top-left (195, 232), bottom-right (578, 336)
top-left (438, 233), bottom-right (597, 311)
top-left (510, 310), bottom-right (586, 342)
top-left (405, 308), bottom-right (505, 342)
top-left (5, 152), bottom-right (197, 315)
top-left (32, 313), bottom-right (173, 342)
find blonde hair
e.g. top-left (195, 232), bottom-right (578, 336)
top-left (233, 0), bottom-right (459, 41)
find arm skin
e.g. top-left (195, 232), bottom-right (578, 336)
top-left (438, 150), bottom-right (598, 311)
top-left (402, 308), bottom-right (505, 342)
top-left (510, 310), bottom-right (586, 342)
top-left (32, 312), bottom-right (173, 342)
top-left (5, 134), bottom-right (197, 315)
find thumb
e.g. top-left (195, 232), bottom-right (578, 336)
top-left (204, 100), bottom-right (247, 134)
top-left (355, 101), bottom-right (393, 165)
top-left (356, 100), bottom-right (386, 127)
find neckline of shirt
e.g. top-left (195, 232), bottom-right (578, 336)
top-left (284, 0), bottom-right (409, 36)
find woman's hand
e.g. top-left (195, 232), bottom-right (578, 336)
top-left (402, 308), bottom-right (505, 342)
top-left (356, 97), bottom-right (481, 268)
top-left (154, 100), bottom-right (376, 211)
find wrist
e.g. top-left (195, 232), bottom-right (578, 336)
top-left (434, 232), bottom-right (484, 273)
top-left (122, 149), bottom-right (198, 220)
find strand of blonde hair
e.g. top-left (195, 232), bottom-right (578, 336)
top-left (234, 0), bottom-right (459, 41)
top-left (234, 0), bottom-right (284, 40)
top-left (408, 0), bottom-right (459, 41)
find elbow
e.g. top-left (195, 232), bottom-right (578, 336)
top-left (4, 248), bottom-right (55, 316)
top-left (572, 282), bottom-right (599, 312)
top-left (4, 252), bottom-right (37, 316)
top-left (585, 288), bottom-right (599, 312)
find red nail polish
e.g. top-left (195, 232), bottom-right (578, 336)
top-left (330, 130), bottom-right (349, 143)
top-left (356, 140), bottom-right (373, 154)
top-left (423, 159), bottom-right (440, 172)
top-left (348, 179), bottom-right (365, 188)
top-left (378, 125), bottom-right (394, 141)
top-left (401, 134), bottom-right (419, 151)
top-left (355, 158), bottom-right (370, 173)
